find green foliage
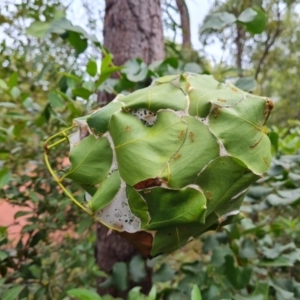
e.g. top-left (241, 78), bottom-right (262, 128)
top-left (201, 7), bottom-right (266, 34)
top-left (0, 1), bottom-right (299, 300)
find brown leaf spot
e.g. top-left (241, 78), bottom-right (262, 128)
top-left (263, 98), bottom-right (274, 119)
top-left (212, 107), bottom-right (221, 118)
top-left (178, 130), bottom-right (186, 139)
top-left (43, 143), bottom-right (49, 155)
top-left (173, 153), bottom-right (182, 160)
top-left (189, 132), bottom-right (195, 142)
top-left (206, 190), bottom-right (212, 200)
top-left (250, 136), bottom-right (263, 149)
top-left (134, 177), bottom-right (162, 190)
top-left (118, 230), bottom-right (153, 257)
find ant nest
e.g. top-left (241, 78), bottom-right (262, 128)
top-left (131, 109), bottom-right (157, 126)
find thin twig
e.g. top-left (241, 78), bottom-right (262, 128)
top-left (254, 3), bottom-right (282, 80)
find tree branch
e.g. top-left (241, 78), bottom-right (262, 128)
top-left (175, 0), bottom-right (191, 49)
top-left (235, 24), bottom-right (245, 77)
top-left (254, 5), bottom-right (282, 80)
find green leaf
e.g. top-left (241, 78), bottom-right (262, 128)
top-left (129, 255), bottom-right (146, 283)
top-left (188, 75), bottom-right (242, 118)
top-left (266, 189), bottom-right (300, 206)
top-left (10, 87), bottom-right (21, 99)
top-left (61, 72), bottom-right (82, 83)
top-left (259, 257), bottom-right (293, 267)
top-left (109, 110), bottom-right (187, 185)
top-left (126, 186), bottom-right (150, 228)
top-left (101, 53), bottom-right (113, 71)
top-left (191, 285), bottom-right (202, 300)
top-left (26, 21), bottom-right (51, 37)
top-left (67, 288), bottom-right (102, 300)
top-left (247, 186), bottom-right (273, 199)
top-left (241, 8), bottom-right (267, 34)
top-left (28, 264), bottom-right (42, 279)
top-left (0, 79), bottom-right (8, 90)
top-left (123, 59), bottom-right (148, 82)
top-left (87, 101), bottom-right (124, 135)
top-left (2, 285), bottom-right (24, 300)
top-left (270, 283), bottom-right (294, 299)
top-left (181, 261), bottom-right (202, 275)
top-left (151, 223), bottom-right (206, 256)
top-left (235, 77), bottom-right (257, 92)
top-left (77, 217), bottom-right (94, 234)
top-left (148, 286), bottom-right (157, 300)
top-left (0, 226), bottom-right (7, 236)
top-left (161, 116), bottom-right (219, 188)
top-left (67, 31), bottom-right (88, 55)
top-left (142, 187), bottom-right (206, 230)
top-left (268, 131), bottom-right (279, 152)
top-left (210, 246), bottom-right (233, 267)
top-left (184, 62), bottom-right (202, 73)
top-left (0, 167), bottom-right (10, 189)
top-left (223, 255), bottom-right (252, 289)
top-left (196, 157), bottom-right (259, 216)
top-left (30, 230), bottom-right (47, 247)
top-left (48, 17), bottom-right (88, 36)
top-left (127, 287), bottom-right (146, 300)
top-left (201, 12), bottom-right (236, 31)
top-left (72, 87), bottom-right (91, 100)
top-left (121, 76), bottom-right (188, 111)
top-left (152, 263), bottom-right (174, 282)
top-left (208, 95), bottom-right (272, 174)
top-left (65, 135), bottom-right (113, 185)
top-left (251, 282), bottom-right (269, 300)
top-left (238, 8), bottom-right (257, 23)
top-left (7, 72), bottom-right (18, 89)
top-left (0, 250), bottom-right (8, 261)
top-left (86, 59), bottom-right (98, 77)
top-left (82, 81), bottom-right (95, 92)
top-left (111, 262), bottom-right (128, 291)
top-left (202, 235), bottom-right (219, 253)
top-left (0, 102), bottom-right (17, 108)
top-left (239, 238), bottom-right (257, 259)
top-left (88, 171), bottom-right (121, 213)
top-left (96, 66), bottom-right (124, 87)
top-left (48, 92), bottom-right (65, 108)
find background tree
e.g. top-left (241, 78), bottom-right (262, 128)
top-left (96, 0), bottom-right (164, 297)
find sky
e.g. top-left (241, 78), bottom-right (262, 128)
top-left (186, 0), bottom-right (211, 49)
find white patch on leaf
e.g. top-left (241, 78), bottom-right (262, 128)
top-left (218, 139), bottom-right (228, 157)
top-left (69, 118), bottom-right (91, 147)
top-left (85, 192), bottom-right (92, 202)
top-left (218, 210), bottom-right (240, 223)
top-left (131, 109), bottom-right (157, 126)
top-left (96, 180), bottom-right (141, 233)
top-left (231, 188), bottom-right (248, 200)
top-left (103, 132), bottom-right (118, 175)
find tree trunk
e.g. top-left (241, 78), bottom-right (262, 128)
top-left (96, 0), bottom-right (164, 298)
top-left (103, 0), bottom-right (164, 66)
top-left (175, 0), bottom-right (191, 49)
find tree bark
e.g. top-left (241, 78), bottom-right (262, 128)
top-left (96, 1), bottom-right (164, 298)
top-left (103, 0), bottom-right (164, 66)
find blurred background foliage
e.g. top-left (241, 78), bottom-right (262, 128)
top-left (0, 0), bottom-right (300, 299)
